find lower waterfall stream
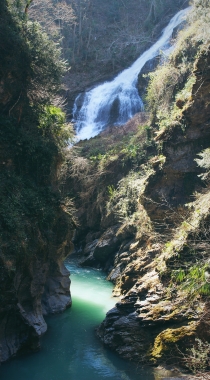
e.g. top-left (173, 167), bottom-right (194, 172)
top-left (0, 256), bottom-right (155, 380)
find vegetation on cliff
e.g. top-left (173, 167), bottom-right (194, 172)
top-left (0, 0), bottom-right (75, 362)
top-left (0, 0), bottom-right (75, 266)
top-left (2, 0), bottom-right (210, 373)
top-left (64, 0), bottom-right (210, 374)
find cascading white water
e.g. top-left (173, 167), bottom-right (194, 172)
top-left (73, 7), bottom-right (190, 141)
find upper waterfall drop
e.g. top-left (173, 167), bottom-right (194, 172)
top-left (73, 7), bottom-right (191, 141)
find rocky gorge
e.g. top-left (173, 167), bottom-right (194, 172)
top-left (1, 0), bottom-right (210, 377)
top-left (64, 4), bottom-right (210, 369)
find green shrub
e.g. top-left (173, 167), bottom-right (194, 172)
top-left (171, 264), bottom-right (210, 296)
top-left (38, 105), bottom-right (74, 147)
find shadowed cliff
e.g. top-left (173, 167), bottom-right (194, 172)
top-left (0, 1), bottom-right (75, 362)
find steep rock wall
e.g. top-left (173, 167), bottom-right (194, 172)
top-left (96, 46), bottom-right (210, 364)
top-left (0, 2), bottom-right (74, 363)
top-left (0, 217), bottom-right (74, 363)
top-left (66, 44), bottom-right (210, 366)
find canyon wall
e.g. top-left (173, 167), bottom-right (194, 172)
top-left (65, 35), bottom-right (210, 366)
top-left (0, 1), bottom-right (75, 362)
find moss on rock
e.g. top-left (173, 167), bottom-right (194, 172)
top-left (151, 322), bottom-right (197, 360)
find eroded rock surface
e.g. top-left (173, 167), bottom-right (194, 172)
top-left (0, 235), bottom-right (74, 363)
top-left (71, 46), bottom-right (210, 365)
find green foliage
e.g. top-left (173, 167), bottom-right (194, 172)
top-left (8, 0), bottom-right (28, 20)
top-left (107, 185), bottom-right (116, 199)
top-left (196, 148), bottom-right (210, 170)
top-left (145, 5), bottom-right (203, 129)
top-left (0, 114), bottom-right (56, 184)
top-left (90, 153), bottom-right (106, 162)
top-left (0, 3), bottom-right (66, 116)
top-left (23, 21), bottom-right (66, 105)
top-left (175, 75), bottom-right (196, 104)
top-left (78, 121), bottom-right (153, 170)
top-left (121, 142), bottom-right (139, 159)
top-left (38, 105), bottom-right (74, 147)
top-left (0, 169), bottom-right (65, 260)
top-left (171, 264), bottom-right (210, 296)
top-left (171, 268), bottom-right (186, 283)
top-left (146, 63), bottom-right (181, 126)
top-left (106, 171), bottom-right (143, 221)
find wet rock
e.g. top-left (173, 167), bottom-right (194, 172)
top-left (0, 236), bottom-right (74, 363)
top-left (97, 309), bottom-right (152, 361)
top-left (79, 252), bottom-right (97, 267)
top-left (83, 239), bottom-right (99, 256)
top-left (85, 232), bottom-right (101, 243)
top-left (93, 226), bottom-right (121, 264)
top-left (107, 264), bottom-right (122, 283)
top-left (42, 260), bottom-right (71, 315)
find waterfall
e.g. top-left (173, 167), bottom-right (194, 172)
top-left (73, 7), bottom-right (190, 141)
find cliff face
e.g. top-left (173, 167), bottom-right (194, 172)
top-left (0, 233), bottom-right (73, 363)
top-left (96, 47), bottom-right (210, 363)
top-left (0, 2), bottom-right (74, 363)
top-left (65, 30), bottom-right (210, 366)
top-left (98, 47), bottom-right (210, 361)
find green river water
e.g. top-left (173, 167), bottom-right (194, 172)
top-left (0, 256), bottom-right (155, 380)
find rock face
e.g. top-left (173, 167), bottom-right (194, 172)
top-left (68, 45), bottom-right (210, 366)
top-left (0, 233), bottom-right (74, 363)
top-left (95, 47), bottom-right (210, 364)
top-left (92, 226), bottom-right (121, 263)
top-left (42, 259), bottom-right (72, 315)
top-left (0, 2), bottom-right (75, 362)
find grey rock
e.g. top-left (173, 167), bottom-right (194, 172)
top-left (83, 239), bottom-right (99, 255)
top-left (93, 227), bottom-right (120, 263)
top-left (107, 265), bottom-right (122, 283)
top-left (79, 252), bottom-right (97, 267)
top-left (42, 261), bottom-right (71, 315)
